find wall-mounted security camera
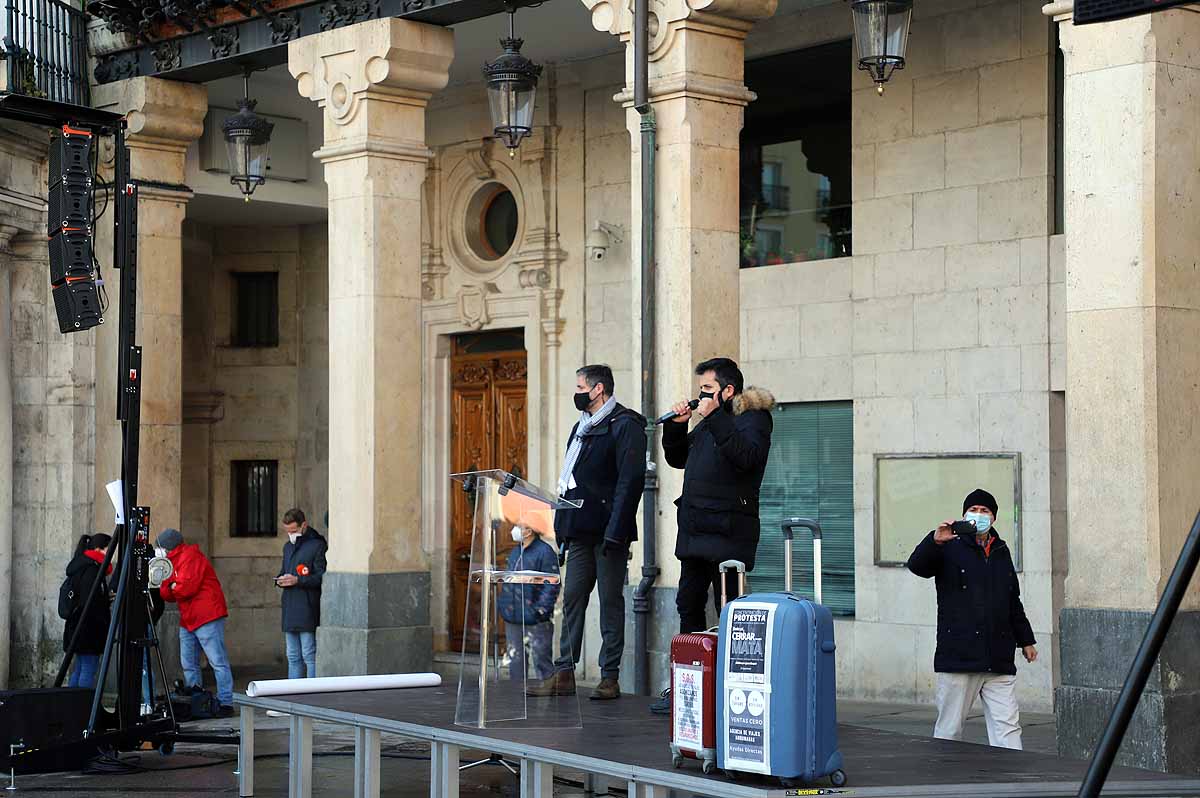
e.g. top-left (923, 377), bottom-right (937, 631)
top-left (586, 221), bottom-right (624, 262)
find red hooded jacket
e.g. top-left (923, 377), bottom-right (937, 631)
top-left (160, 543), bottom-right (228, 632)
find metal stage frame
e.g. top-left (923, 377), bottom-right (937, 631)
top-left (234, 687), bottom-right (1200, 798)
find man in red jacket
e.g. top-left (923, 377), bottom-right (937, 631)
top-left (157, 528), bottom-right (235, 716)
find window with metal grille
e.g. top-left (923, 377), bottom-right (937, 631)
top-left (753, 401), bottom-right (855, 616)
top-left (232, 272), bottom-right (279, 347)
top-left (231, 460), bottom-right (278, 538)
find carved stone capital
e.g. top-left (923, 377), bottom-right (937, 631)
top-left (91, 76), bottom-right (208, 184)
top-left (0, 223), bottom-right (20, 260)
top-left (582, 0), bottom-right (775, 58)
top-left (288, 16), bottom-right (453, 129)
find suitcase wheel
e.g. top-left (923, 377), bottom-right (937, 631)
top-left (831, 769), bottom-right (847, 788)
top-left (701, 759), bottom-right (717, 776)
top-left (671, 753), bottom-right (683, 769)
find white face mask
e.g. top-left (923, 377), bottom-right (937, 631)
top-left (510, 526), bottom-right (525, 543)
top-left (964, 512), bottom-right (992, 534)
top-left (288, 532), bottom-right (300, 544)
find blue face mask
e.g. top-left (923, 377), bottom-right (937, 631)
top-left (964, 512), bottom-right (992, 534)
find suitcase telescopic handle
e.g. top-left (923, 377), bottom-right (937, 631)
top-left (718, 559), bottom-right (746, 609)
top-left (780, 518), bottom-right (823, 604)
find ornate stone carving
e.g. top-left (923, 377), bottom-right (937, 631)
top-left (268, 11), bottom-right (301, 44)
top-left (320, 0), bottom-right (382, 31)
top-left (208, 25), bottom-right (240, 59)
top-left (457, 283), bottom-right (499, 331)
top-left (94, 53), bottom-right (140, 84)
top-left (152, 40), bottom-right (182, 72)
top-left (466, 139), bottom-right (494, 181)
top-left (289, 17), bottom-right (453, 131)
top-left (580, 0), bottom-right (776, 62)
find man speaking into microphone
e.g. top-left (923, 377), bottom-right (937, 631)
top-left (650, 357), bottom-right (775, 713)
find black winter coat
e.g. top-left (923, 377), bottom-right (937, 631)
top-left (62, 553), bottom-right (111, 655)
top-left (279, 527), bottom-right (327, 633)
top-left (663, 387), bottom-right (775, 571)
top-left (907, 527), bottom-right (1035, 675)
top-left (554, 403), bottom-right (647, 545)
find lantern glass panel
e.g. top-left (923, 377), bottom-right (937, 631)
top-left (852, 0), bottom-right (912, 82)
top-left (226, 134), bottom-right (270, 188)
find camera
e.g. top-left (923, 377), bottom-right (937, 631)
top-left (949, 520), bottom-right (977, 536)
top-left (586, 221), bottom-right (623, 262)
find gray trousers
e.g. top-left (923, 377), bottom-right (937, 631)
top-left (553, 541), bottom-right (627, 680)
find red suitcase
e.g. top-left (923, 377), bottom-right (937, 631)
top-left (669, 560), bottom-right (745, 775)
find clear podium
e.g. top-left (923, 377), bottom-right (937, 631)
top-left (450, 470), bottom-right (582, 730)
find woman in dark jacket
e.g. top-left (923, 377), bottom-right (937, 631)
top-left (63, 533), bottom-right (113, 689)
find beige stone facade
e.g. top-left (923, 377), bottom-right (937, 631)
top-left (5, 0), bottom-right (1200, 770)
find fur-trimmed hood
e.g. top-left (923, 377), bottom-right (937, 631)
top-left (732, 386), bottom-right (776, 415)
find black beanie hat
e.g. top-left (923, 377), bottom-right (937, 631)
top-left (963, 488), bottom-right (998, 518)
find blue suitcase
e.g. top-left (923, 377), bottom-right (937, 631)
top-left (716, 519), bottom-right (846, 788)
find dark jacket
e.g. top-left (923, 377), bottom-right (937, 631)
top-left (62, 551), bottom-right (111, 655)
top-left (907, 526), bottom-right (1036, 675)
top-left (497, 537), bottom-right (561, 625)
top-left (554, 403), bottom-right (647, 545)
top-left (663, 387), bottom-right (775, 571)
top-left (279, 527), bottom-right (327, 633)
top-left (161, 543), bottom-right (229, 632)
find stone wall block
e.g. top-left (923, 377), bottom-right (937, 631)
top-left (875, 350), bottom-right (946, 397)
top-left (1021, 343), bottom-right (1050, 392)
top-left (943, 1), bottom-right (1021, 72)
top-left (1020, 116), bottom-right (1050, 179)
top-left (851, 256), bottom-right (875, 300)
top-left (854, 396), bottom-right (915, 453)
top-left (875, 134), bottom-right (946, 197)
top-left (852, 143), bottom-right (876, 201)
top-left (945, 240), bottom-right (1020, 291)
top-left (913, 186), bottom-right (978, 248)
top-left (946, 346), bottom-right (1022, 394)
top-left (852, 296), bottom-right (914, 354)
top-left (800, 301), bottom-right (853, 357)
top-left (914, 394), bottom-right (980, 451)
top-left (979, 177), bottom-right (1049, 242)
top-left (980, 283), bottom-right (1049, 346)
top-left (979, 56), bottom-right (1050, 124)
top-left (852, 84), bottom-right (913, 145)
top-left (855, 195), bottom-right (913, 255)
top-left (946, 122), bottom-right (1021, 188)
top-left (979, 391), bottom-right (1049, 452)
top-left (913, 71), bottom-right (979, 135)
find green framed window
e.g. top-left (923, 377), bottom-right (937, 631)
top-left (754, 401), bottom-right (855, 616)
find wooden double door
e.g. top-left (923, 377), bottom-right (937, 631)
top-left (449, 344), bottom-right (528, 650)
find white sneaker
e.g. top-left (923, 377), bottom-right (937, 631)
top-left (265, 710), bottom-right (289, 718)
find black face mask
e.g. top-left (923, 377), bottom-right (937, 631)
top-left (698, 390), bottom-right (715, 402)
top-left (574, 390), bottom-right (592, 412)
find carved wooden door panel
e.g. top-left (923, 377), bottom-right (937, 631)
top-left (449, 349), bottom-right (528, 650)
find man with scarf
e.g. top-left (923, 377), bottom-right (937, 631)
top-left (528, 364), bottom-right (646, 700)
top-left (906, 488), bottom-right (1037, 749)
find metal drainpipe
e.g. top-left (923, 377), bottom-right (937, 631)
top-left (632, 0), bottom-right (659, 698)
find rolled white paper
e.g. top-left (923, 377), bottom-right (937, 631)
top-left (246, 672), bottom-right (441, 698)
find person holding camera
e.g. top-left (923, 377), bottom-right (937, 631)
top-left (906, 488), bottom-right (1037, 750)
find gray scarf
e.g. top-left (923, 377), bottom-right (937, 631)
top-left (558, 395), bottom-right (617, 496)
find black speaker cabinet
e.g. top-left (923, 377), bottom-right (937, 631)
top-left (51, 279), bottom-right (103, 333)
top-left (0, 688), bottom-right (94, 774)
top-left (49, 229), bottom-right (93, 286)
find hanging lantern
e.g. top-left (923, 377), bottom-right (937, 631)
top-left (483, 6), bottom-right (542, 157)
top-left (850, 0), bottom-right (913, 95)
top-left (222, 70), bottom-right (274, 201)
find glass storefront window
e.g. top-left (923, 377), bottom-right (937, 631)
top-left (740, 41), bottom-right (853, 268)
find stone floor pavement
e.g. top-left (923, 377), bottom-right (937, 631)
top-left (6, 691), bottom-right (1061, 797)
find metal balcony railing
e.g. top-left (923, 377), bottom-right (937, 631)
top-left (760, 182), bottom-right (790, 212)
top-left (3, 0), bottom-right (89, 107)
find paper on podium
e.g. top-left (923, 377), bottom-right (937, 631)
top-left (245, 672), bottom-right (441, 698)
top-left (106, 480), bottom-right (124, 524)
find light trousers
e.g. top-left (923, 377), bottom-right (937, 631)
top-left (933, 671), bottom-right (1022, 750)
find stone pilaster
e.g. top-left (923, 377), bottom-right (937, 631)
top-left (1048, 2), bottom-right (1200, 773)
top-left (289, 17), bottom-right (453, 675)
top-left (583, 0), bottom-right (775, 691)
top-left (90, 77), bottom-right (207, 536)
top-left (0, 224), bottom-right (15, 688)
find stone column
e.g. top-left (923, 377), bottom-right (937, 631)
top-left (90, 77), bottom-right (207, 535)
top-left (0, 224), bottom-right (15, 688)
top-left (582, 0), bottom-right (774, 687)
top-left (289, 18), bottom-right (453, 675)
top-left (1048, 2), bottom-right (1200, 773)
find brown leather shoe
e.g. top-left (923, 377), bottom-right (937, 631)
top-left (590, 677), bottom-right (620, 700)
top-left (526, 669), bottom-right (576, 697)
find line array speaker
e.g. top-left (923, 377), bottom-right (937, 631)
top-left (47, 125), bottom-right (102, 334)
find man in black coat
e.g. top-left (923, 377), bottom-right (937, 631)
top-left (651, 358), bottom-right (774, 714)
top-left (907, 488), bottom-right (1037, 749)
top-left (276, 508), bottom-right (327, 680)
top-left (528, 364), bottom-right (646, 701)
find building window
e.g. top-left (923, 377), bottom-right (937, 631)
top-left (755, 401), bottom-right (855, 616)
top-left (230, 460), bottom-right (278, 538)
top-left (232, 272), bottom-right (279, 348)
top-left (741, 41), bottom-right (852, 268)
top-left (466, 182), bottom-right (520, 261)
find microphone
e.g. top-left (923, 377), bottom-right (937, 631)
top-left (654, 399), bottom-right (699, 425)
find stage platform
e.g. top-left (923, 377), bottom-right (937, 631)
top-left (235, 686), bottom-right (1200, 798)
